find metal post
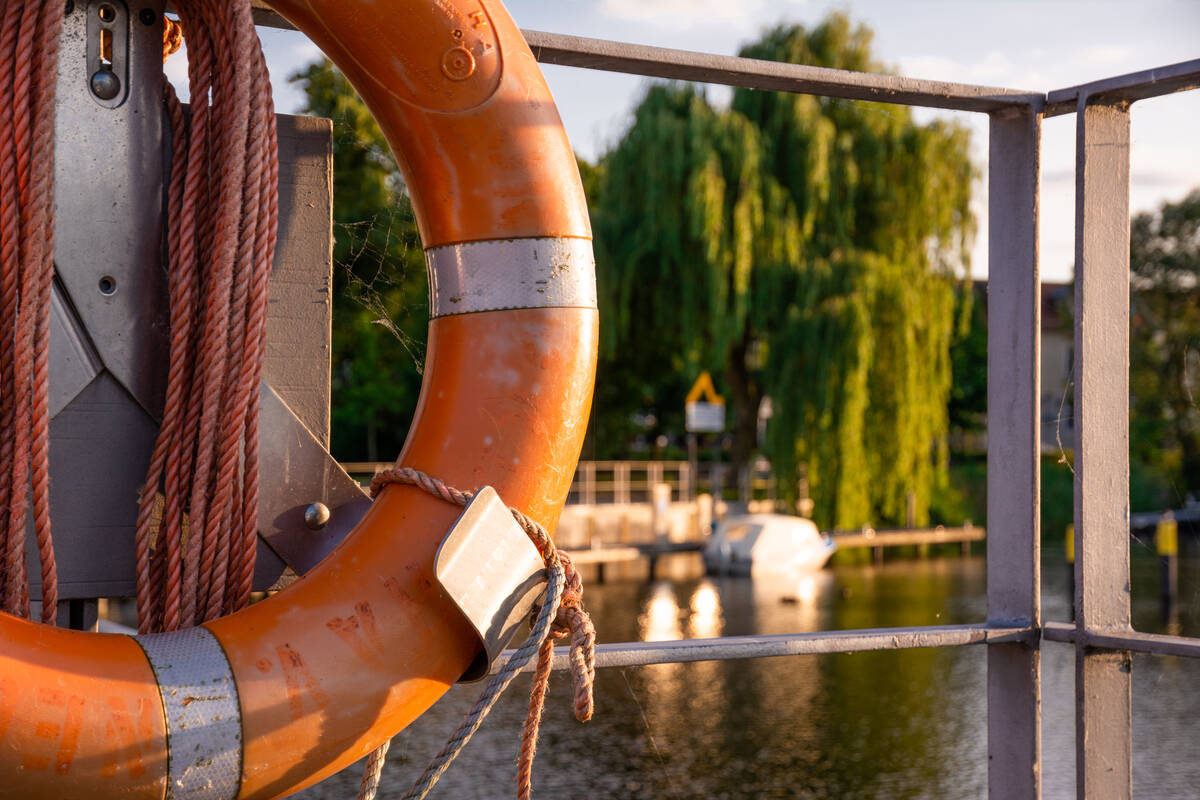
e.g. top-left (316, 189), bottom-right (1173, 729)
top-left (1072, 99), bottom-right (1132, 800)
top-left (651, 483), bottom-right (672, 542)
top-left (584, 462), bottom-right (596, 505)
top-left (648, 461), bottom-right (663, 493)
top-left (986, 107), bottom-right (1042, 800)
top-left (616, 462), bottom-right (631, 505)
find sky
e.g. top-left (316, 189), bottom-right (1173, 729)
top-left (228, 0), bottom-right (1200, 285)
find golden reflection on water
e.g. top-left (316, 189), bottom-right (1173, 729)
top-left (687, 580), bottom-right (722, 639)
top-left (632, 572), bottom-right (827, 782)
top-left (639, 581), bottom-right (683, 642)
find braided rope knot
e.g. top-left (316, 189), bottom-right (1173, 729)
top-left (362, 465), bottom-right (596, 800)
top-left (536, 551), bottom-right (595, 722)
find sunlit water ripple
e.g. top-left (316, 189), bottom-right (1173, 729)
top-left (299, 550), bottom-right (1200, 799)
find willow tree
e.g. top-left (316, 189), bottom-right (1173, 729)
top-left (592, 15), bottom-right (975, 528)
top-left (1129, 188), bottom-right (1200, 495)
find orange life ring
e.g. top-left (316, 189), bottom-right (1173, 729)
top-left (0, 1), bottom-right (596, 798)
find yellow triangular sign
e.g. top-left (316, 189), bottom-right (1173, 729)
top-left (686, 371), bottom-right (723, 405)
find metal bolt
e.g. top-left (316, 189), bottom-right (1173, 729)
top-left (139, 8), bottom-right (157, 25)
top-left (304, 502), bottom-right (331, 531)
top-left (90, 69), bottom-right (120, 100)
top-left (440, 46), bottom-right (476, 81)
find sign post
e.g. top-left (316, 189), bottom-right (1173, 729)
top-left (685, 371), bottom-right (725, 433)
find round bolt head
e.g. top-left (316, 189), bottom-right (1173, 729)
top-left (440, 46), bottom-right (476, 81)
top-left (90, 69), bottom-right (121, 100)
top-left (304, 502), bottom-right (331, 530)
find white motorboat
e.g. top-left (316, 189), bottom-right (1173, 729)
top-left (703, 513), bottom-right (836, 576)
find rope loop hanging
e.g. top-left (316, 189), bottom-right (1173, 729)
top-left (364, 467), bottom-right (597, 800)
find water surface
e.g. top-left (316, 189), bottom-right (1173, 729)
top-left (300, 550), bottom-right (1200, 798)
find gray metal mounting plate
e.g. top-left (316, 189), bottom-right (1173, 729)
top-left (32, 3), bottom-right (346, 599)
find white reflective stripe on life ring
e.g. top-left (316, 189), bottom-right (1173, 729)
top-left (135, 627), bottom-right (242, 800)
top-left (426, 237), bottom-right (597, 317)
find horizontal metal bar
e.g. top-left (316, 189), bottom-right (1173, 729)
top-left (250, 6), bottom-right (1198, 120)
top-left (496, 623), bottom-right (1034, 674)
top-left (522, 30), bottom-right (1042, 113)
top-left (1043, 621), bottom-right (1200, 659)
top-left (244, 5), bottom-right (1039, 113)
top-left (1045, 58), bottom-right (1200, 117)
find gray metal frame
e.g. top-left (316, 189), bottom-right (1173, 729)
top-left (1072, 98), bottom-right (1134, 800)
top-left (45, 0), bottom-right (357, 601)
top-left (250, 7), bottom-right (1200, 797)
top-left (986, 106), bottom-right (1042, 798)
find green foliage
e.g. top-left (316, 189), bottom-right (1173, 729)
top-left (930, 455), bottom-right (986, 528)
top-left (1040, 457), bottom-right (1170, 552)
top-left (591, 14), bottom-right (976, 528)
top-left (931, 456), bottom-right (1170, 556)
top-left (948, 286), bottom-right (986, 433)
top-left (291, 60), bottom-right (428, 461)
top-left (1129, 188), bottom-right (1200, 499)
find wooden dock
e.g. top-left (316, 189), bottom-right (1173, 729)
top-left (565, 541), bottom-right (702, 566)
top-left (832, 524), bottom-right (985, 563)
top-left (561, 523), bottom-right (986, 577)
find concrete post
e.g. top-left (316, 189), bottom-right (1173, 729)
top-left (651, 482), bottom-right (672, 542)
top-left (697, 493), bottom-right (714, 539)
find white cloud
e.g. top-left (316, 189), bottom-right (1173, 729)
top-left (897, 54), bottom-right (956, 80)
top-left (899, 51), bottom-right (1036, 88)
top-left (1083, 45), bottom-right (1132, 65)
top-left (598, 0), bottom-right (806, 29)
top-left (163, 44), bottom-right (189, 101)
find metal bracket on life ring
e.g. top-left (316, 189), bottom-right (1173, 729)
top-left (434, 486), bottom-right (547, 682)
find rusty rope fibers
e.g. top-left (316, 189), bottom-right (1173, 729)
top-left (0, 1), bottom-right (277, 629)
top-left (0, 0), bottom-right (63, 623)
top-left (136, 1), bottom-right (278, 634)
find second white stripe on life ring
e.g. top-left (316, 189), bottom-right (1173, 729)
top-left (426, 237), bottom-right (597, 317)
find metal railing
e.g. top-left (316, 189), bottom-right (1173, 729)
top-left (346, 459), bottom-right (781, 505)
top-left (253, 7), bottom-right (1200, 797)
top-left (566, 459), bottom-right (778, 504)
top-left (510, 43), bottom-right (1200, 800)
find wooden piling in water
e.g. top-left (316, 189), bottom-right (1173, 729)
top-left (1065, 523), bottom-right (1075, 621)
top-left (1157, 513), bottom-right (1179, 625)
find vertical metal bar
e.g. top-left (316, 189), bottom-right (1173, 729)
top-left (986, 107), bottom-right (1043, 800)
top-left (1072, 99), bottom-right (1133, 800)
